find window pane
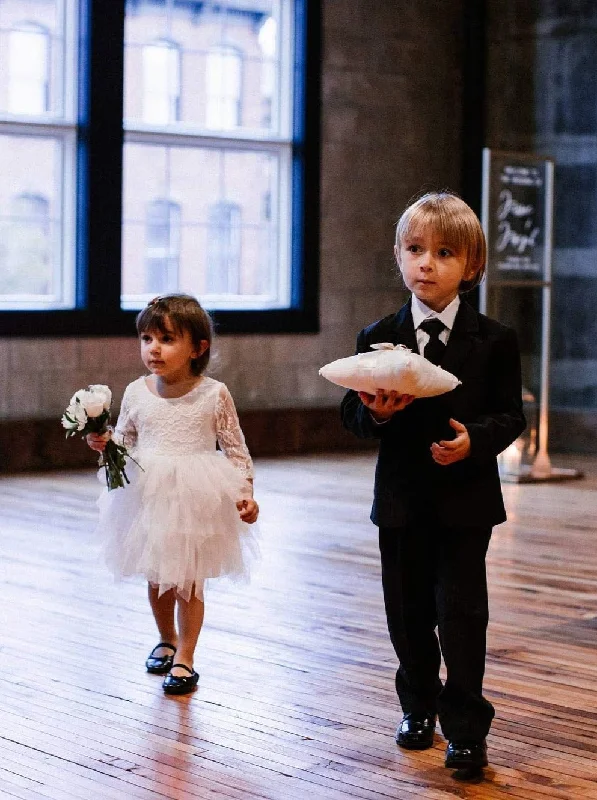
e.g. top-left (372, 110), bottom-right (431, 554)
top-left (9, 26), bottom-right (49, 114)
top-left (142, 40), bottom-right (181, 124)
top-left (122, 142), bottom-right (286, 310)
top-left (124, 0), bottom-right (284, 134)
top-left (145, 199), bottom-right (181, 293)
top-left (206, 202), bottom-right (242, 292)
top-left (0, 133), bottom-right (73, 308)
top-left (206, 46), bottom-right (242, 130)
top-left (0, 0), bottom-right (73, 120)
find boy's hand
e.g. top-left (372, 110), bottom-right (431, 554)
top-left (358, 389), bottom-right (415, 421)
top-left (237, 498), bottom-right (259, 524)
top-left (431, 418), bottom-right (471, 465)
top-left (86, 431), bottom-right (111, 452)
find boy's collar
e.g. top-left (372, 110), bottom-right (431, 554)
top-left (411, 294), bottom-right (460, 331)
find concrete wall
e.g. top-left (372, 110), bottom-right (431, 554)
top-left (0, 0), bottom-right (465, 425)
top-left (485, 0), bottom-right (597, 450)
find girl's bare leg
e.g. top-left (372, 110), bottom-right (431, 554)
top-left (147, 583), bottom-right (178, 654)
top-left (171, 588), bottom-right (204, 675)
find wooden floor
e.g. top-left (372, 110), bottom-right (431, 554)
top-left (0, 453), bottom-right (596, 799)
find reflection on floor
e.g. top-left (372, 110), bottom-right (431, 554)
top-left (0, 452), bottom-right (596, 799)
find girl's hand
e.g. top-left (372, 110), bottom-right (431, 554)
top-left (86, 430), bottom-right (112, 452)
top-left (431, 418), bottom-right (471, 465)
top-left (358, 389), bottom-right (415, 421)
top-left (237, 498), bottom-right (259, 524)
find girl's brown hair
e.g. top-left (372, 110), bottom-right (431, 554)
top-left (136, 294), bottom-right (213, 376)
top-left (395, 191), bottom-right (487, 292)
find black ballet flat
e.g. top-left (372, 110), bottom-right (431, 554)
top-left (145, 642), bottom-right (177, 674)
top-left (162, 664), bottom-right (199, 695)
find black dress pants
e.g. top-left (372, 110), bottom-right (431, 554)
top-left (379, 522), bottom-right (495, 742)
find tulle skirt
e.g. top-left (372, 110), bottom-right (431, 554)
top-left (97, 451), bottom-right (259, 600)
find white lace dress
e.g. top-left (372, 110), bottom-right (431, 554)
top-left (97, 376), bottom-right (258, 600)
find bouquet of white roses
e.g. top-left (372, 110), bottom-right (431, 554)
top-left (61, 384), bottom-right (134, 490)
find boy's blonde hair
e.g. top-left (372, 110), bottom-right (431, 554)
top-left (395, 191), bottom-right (487, 292)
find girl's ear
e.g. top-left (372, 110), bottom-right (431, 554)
top-left (190, 339), bottom-right (210, 360)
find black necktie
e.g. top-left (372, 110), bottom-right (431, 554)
top-left (420, 318), bottom-right (446, 365)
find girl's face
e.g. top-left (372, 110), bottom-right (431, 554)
top-left (140, 318), bottom-right (208, 383)
top-left (395, 227), bottom-right (476, 312)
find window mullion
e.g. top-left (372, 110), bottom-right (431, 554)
top-left (78, 0), bottom-right (125, 313)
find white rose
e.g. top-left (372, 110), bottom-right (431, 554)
top-left (74, 389), bottom-right (105, 418)
top-left (61, 414), bottom-right (78, 432)
top-left (61, 402), bottom-right (88, 431)
top-left (88, 384), bottom-right (112, 411)
top-left (70, 389), bottom-right (85, 405)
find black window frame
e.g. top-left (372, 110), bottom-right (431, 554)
top-left (0, 0), bottom-right (321, 336)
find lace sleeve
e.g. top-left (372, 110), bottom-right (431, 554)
top-left (215, 384), bottom-right (254, 484)
top-left (113, 385), bottom-right (138, 451)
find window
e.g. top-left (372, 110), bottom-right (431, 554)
top-left (258, 16), bottom-right (276, 127)
top-left (0, 1), bottom-right (77, 312)
top-left (9, 23), bottom-right (50, 115)
top-left (206, 202), bottom-right (241, 294)
top-left (0, 0), bottom-right (320, 335)
top-left (142, 40), bottom-right (181, 125)
top-left (144, 199), bottom-right (181, 294)
top-left (122, 0), bottom-right (300, 314)
top-left (13, 193), bottom-right (49, 224)
top-left (0, 192), bottom-right (50, 297)
top-left (206, 45), bottom-right (242, 130)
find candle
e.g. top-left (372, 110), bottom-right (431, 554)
top-left (499, 441), bottom-right (522, 476)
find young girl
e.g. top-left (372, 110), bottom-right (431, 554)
top-left (87, 293), bottom-right (259, 696)
top-left (341, 192), bottom-right (526, 772)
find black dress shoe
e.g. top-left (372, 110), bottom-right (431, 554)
top-left (445, 739), bottom-right (488, 769)
top-left (162, 663), bottom-right (199, 695)
top-left (145, 642), bottom-right (176, 674)
top-left (395, 713), bottom-right (436, 750)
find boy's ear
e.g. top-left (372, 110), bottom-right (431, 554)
top-left (393, 244), bottom-right (401, 267)
top-left (466, 261), bottom-right (481, 281)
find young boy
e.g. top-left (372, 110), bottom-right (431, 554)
top-left (341, 192), bottom-right (526, 772)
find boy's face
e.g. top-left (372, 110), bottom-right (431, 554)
top-left (395, 229), bottom-right (476, 312)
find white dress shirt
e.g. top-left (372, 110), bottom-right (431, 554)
top-left (410, 294), bottom-right (460, 355)
top-left (368, 294), bottom-right (461, 424)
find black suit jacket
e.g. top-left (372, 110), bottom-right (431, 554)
top-left (341, 299), bottom-right (526, 528)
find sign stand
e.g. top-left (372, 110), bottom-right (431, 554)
top-left (480, 148), bottom-right (582, 484)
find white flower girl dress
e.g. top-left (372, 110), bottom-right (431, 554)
top-left (97, 376), bottom-right (258, 600)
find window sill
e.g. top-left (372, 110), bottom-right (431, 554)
top-left (0, 306), bottom-right (319, 337)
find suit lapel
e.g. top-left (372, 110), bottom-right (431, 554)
top-left (381, 299), bottom-right (480, 375)
top-left (440, 300), bottom-right (479, 376)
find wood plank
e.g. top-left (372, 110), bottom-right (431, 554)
top-left (0, 453), bottom-right (596, 798)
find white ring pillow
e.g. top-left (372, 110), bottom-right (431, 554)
top-left (319, 343), bottom-right (461, 398)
